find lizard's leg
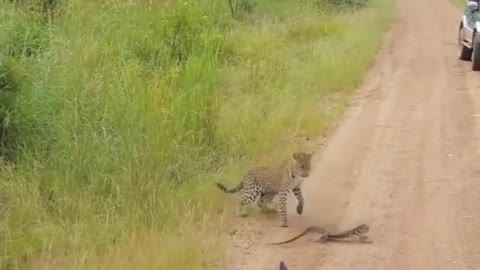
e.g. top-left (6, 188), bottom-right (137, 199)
top-left (313, 232), bottom-right (329, 243)
top-left (358, 235), bottom-right (373, 243)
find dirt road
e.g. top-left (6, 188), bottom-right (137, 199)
top-left (223, 0), bottom-right (480, 269)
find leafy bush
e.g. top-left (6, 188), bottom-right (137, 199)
top-left (227, 0), bottom-right (257, 19)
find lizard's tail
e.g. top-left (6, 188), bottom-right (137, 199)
top-left (215, 181), bottom-right (243, 193)
top-left (269, 227), bottom-right (314, 245)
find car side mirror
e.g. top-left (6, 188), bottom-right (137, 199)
top-left (467, 1), bottom-right (479, 11)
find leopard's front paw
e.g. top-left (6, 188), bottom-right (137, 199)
top-left (296, 204), bottom-right (303, 215)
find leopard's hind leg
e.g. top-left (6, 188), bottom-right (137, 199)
top-left (237, 185), bottom-right (262, 217)
top-left (257, 193), bottom-right (276, 213)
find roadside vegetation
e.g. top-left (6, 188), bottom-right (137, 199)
top-left (0, 0), bottom-right (393, 269)
top-left (453, 0), bottom-right (465, 7)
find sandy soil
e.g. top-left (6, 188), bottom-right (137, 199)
top-left (222, 0), bottom-right (480, 269)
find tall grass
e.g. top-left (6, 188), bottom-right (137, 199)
top-left (0, 0), bottom-right (394, 269)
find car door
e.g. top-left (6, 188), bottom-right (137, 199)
top-left (472, 6), bottom-right (480, 40)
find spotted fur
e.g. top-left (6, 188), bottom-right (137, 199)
top-left (215, 152), bottom-right (313, 227)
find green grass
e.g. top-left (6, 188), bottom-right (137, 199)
top-left (0, 0), bottom-right (394, 269)
top-left (452, 0), bottom-right (465, 7)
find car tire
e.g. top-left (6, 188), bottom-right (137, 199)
top-left (458, 27), bottom-right (473, 60)
top-left (473, 41), bottom-right (480, 71)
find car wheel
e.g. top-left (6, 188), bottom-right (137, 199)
top-left (472, 41), bottom-right (480, 70)
top-left (458, 26), bottom-right (473, 60)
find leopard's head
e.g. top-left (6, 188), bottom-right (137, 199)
top-left (292, 152), bottom-right (313, 178)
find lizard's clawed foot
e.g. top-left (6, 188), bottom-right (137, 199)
top-left (359, 236), bottom-right (373, 243)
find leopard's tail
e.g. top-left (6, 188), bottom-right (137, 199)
top-left (215, 181), bottom-right (243, 193)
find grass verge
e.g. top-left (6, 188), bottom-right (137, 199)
top-left (452, 0), bottom-right (465, 7)
top-left (0, 0), bottom-right (394, 269)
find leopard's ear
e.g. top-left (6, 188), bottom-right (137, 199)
top-left (292, 152), bottom-right (305, 161)
top-left (293, 152), bottom-right (312, 161)
top-left (279, 261), bottom-right (288, 270)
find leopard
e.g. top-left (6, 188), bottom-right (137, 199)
top-left (215, 152), bottom-right (313, 227)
